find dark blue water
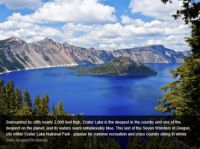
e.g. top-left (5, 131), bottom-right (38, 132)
top-left (0, 64), bottom-right (178, 115)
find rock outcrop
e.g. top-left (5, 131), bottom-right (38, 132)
top-left (0, 37), bottom-right (185, 72)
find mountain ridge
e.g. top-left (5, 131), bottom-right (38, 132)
top-left (0, 37), bottom-right (185, 72)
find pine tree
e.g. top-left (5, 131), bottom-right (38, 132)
top-left (0, 79), bottom-right (4, 89)
top-left (127, 137), bottom-right (143, 149)
top-left (157, 0), bottom-right (200, 116)
top-left (6, 81), bottom-right (16, 114)
top-left (145, 137), bottom-right (159, 149)
top-left (105, 138), bottom-right (120, 149)
top-left (16, 104), bottom-right (32, 116)
top-left (41, 94), bottom-right (49, 115)
top-left (0, 79), bottom-right (7, 114)
top-left (24, 89), bottom-right (32, 111)
top-left (34, 95), bottom-right (41, 115)
top-left (54, 101), bottom-right (66, 116)
top-left (15, 88), bottom-right (23, 110)
top-left (156, 0), bottom-right (200, 147)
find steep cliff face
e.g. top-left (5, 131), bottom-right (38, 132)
top-left (113, 45), bottom-right (184, 63)
top-left (0, 37), bottom-right (185, 72)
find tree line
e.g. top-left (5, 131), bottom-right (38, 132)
top-left (0, 79), bottom-right (66, 116)
top-left (0, 79), bottom-right (193, 149)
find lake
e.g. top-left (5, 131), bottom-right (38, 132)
top-left (0, 64), bottom-right (178, 115)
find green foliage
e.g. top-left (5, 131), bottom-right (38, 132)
top-left (6, 81), bottom-right (16, 114)
top-left (41, 94), bottom-right (49, 115)
top-left (34, 95), bottom-right (42, 115)
top-left (157, 0), bottom-right (200, 116)
top-left (24, 89), bottom-right (32, 111)
top-left (34, 94), bottom-right (51, 116)
top-left (54, 101), bottom-right (66, 116)
top-left (15, 88), bottom-right (23, 110)
top-left (16, 104), bottom-right (32, 116)
top-left (77, 57), bottom-right (156, 76)
top-left (0, 80), bottom-right (7, 114)
top-left (105, 138), bottom-right (120, 149)
top-left (127, 137), bottom-right (143, 149)
top-left (0, 79), bottom-right (65, 116)
top-left (145, 137), bottom-right (159, 149)
top-left (156, 58), bottom-right (200, 115)
top-left (0, 80), bottom-right (124, 149)
top-left (161, 0), bottom-right (200, 24)
top-left (156, 0), bottom-right (200, 147)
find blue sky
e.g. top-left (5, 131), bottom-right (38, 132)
top-left (0, 0), bottom-right (190, 51)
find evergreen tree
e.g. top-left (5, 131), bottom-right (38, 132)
top-left (6, 81), bottom-right (16, 114)
top-left (145, 137), bottom-right (159, 149)
top-left (0, 79), bottom-right (4, 89)
top-left (105, 138), bottom-right (120, 149)
top-left (54, 101), bottom-right (66, 116)
top-left (24, 89), bottom-right (32, 111)
top-left (16, 104), bottom-right (32, 116)
top-left (127, 137), bottom-right (143, 149)
top-left (156, 0), bottom-right (200, 147)
top-left (0, 79), bottom-right (7, 114)
top-left (41, 94), bottom-right (49, 115)
top-left (157, 0), bottom-right (200, 116)
top-left (34, 95), bottom-right (41, 115)
top-left (15, 88), bottom-right (23, 110)
top-left (159, 137), bottom-right (170, 149)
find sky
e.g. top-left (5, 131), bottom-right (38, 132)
top-left (0, 0), bottom-right (190, 51)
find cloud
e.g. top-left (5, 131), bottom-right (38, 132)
top-left (146, 35), bottom-right (189, 51)
top-left (0, 19), bottom-right (62, 42)
top-left (128, 0), bottom-right (189, 51)
top-left (0, 13), bottom-right (189, 51)
top-left (0, 0), bottom-right (116, 43)
top-left (0, 0), bottom-right (190, 51)
top-left (99, 43), bottom-right (135, 51)
top-left (0, 0), bottom-right (43, 10)
top-left (8, 0), bottom-right (116, 23)
top-left (62, 18), bottom-right (190, 51)
top-left (129, 0), bottom-right (182, 20)
top-left (121, 15), bottom-right (144, 26)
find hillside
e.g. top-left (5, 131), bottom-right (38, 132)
top-left (77, 57), bottom-right (157, 77)
top-left (0, 37), bottom-right (185, 72)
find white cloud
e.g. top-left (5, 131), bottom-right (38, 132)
top-left (146, 35), bottom-right (189, 51)
top-left (0, 0), bottom-right (116, 43)
top-left (99, 43), bottom-right (136, 50)
top-left (121, 15), bottom-right (144, 26)
top-left (61, 19), bottom-right (190, 51)
top-left (129, 0), bottom-right (182, 20)
top-left (0, 19), bottom-right (62, 42)
top-left (0, 13), bottom-right (189, 51)
top-left (0, 0), bottom-right (43, 10)
top-left (8, 0), bottom-right (116, 23)
top-left (128, 0), bottom-right (190, 51)
top-left (0, 0), bottom-right (190, 51)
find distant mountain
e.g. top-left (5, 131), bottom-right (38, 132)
top-left (0, 37), bottom-right (185, 72)
top-left (77, 57), bottom-right (157, 77)
top-left (113, 45), bottom-right (184, 63)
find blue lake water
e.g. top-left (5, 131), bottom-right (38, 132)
top-left (0, 64), bottom-right (178, 115)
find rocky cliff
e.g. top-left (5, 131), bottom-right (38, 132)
top-left (0, 37), bottom-right (185, 72)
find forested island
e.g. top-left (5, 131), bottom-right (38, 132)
top-left (77, 57), bottom-right (157, 77)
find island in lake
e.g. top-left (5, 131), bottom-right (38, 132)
top-left (77, 57), bottom-right (157, 77)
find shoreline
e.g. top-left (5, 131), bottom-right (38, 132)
top-left (0, 63), bottom-right (78, 75)
top-left (0, 63), bottom-right (179, 75)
